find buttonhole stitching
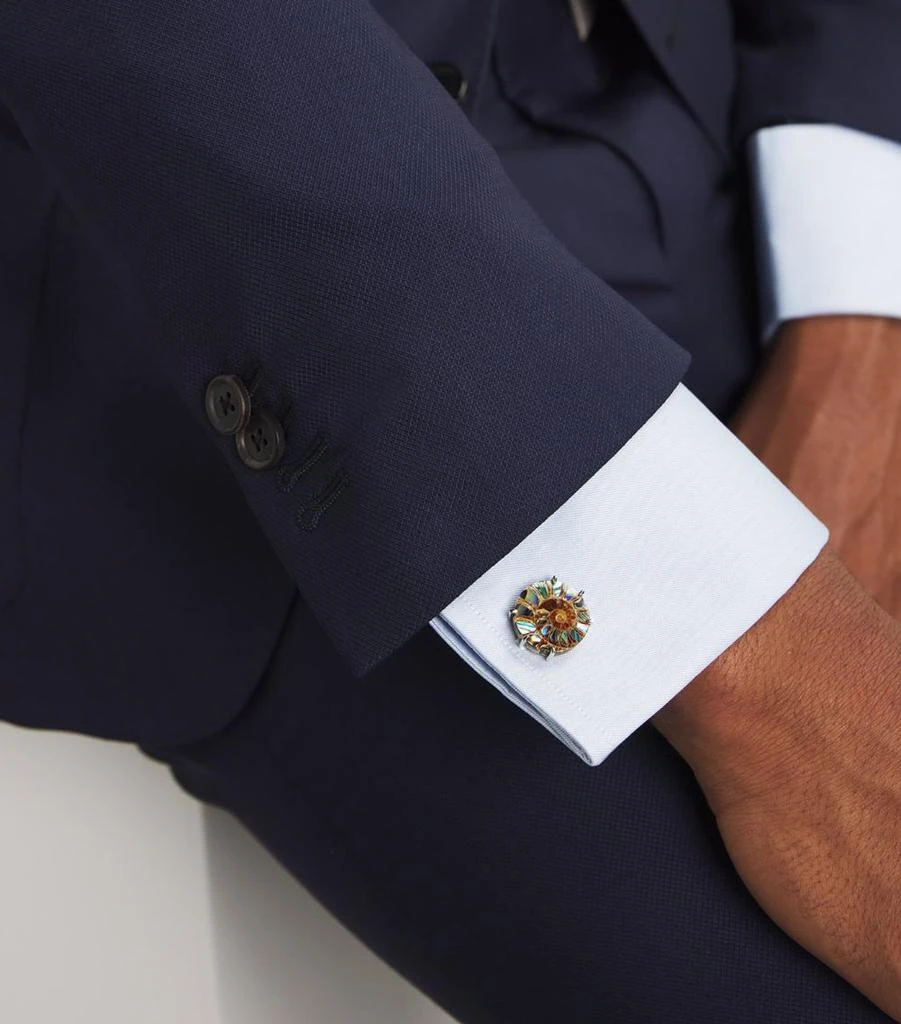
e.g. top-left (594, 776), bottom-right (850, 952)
top-left (296, 469), bottom-right (350, 531)
top-left (278, 433), bottom-right (330, 494)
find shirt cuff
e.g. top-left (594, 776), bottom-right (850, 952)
top-left (431, 384), bottom-right (827, 766)
top-left (752, 123), bottom-right (901, 340)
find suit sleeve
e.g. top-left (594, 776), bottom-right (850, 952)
top-left (731, 0), bottom-right (901, 145)
top-left (0, 0), bottom-right (688, 674)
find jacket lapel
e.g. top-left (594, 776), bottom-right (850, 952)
top-left (621, 0), bottom-right (735, 154)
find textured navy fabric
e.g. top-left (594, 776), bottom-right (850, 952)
top-left (0, 0), bottom-right (692, 743)
top-left (1, 0), bottom-right (897, 743)
top-left (150, 599), bottom-right (895, 1023)
top-left (2, 0), bottom-right (900, 1019)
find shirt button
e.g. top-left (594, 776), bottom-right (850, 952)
top-left (205, 374), bottom-right (252, 435)
top-left (235, 410), bottom-right (285, 471)
top-left (428, 61), bottom-right (468, 103)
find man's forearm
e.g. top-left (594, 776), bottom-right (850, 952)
top-left (653, 546), bottom-right (901, 1020)
top-left (733, 315), bottom-right (901, 619)
top-left (652, 316), bottom-right (901, 1020)
top-left (653, 548), bottom-right (892, 812)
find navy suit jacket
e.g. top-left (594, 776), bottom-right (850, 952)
top-left (0, 0), bottom-right (899, 744)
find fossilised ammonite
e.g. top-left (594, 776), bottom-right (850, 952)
top-left (509, 576), bottom-right (591, 658)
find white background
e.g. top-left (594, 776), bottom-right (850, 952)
top-left (0, 722), bottom-right (455, 1024)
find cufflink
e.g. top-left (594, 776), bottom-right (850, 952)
top-left (510, 576), bottom-right (590, 658)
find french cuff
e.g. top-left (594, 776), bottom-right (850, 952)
top-left (430, 384), bottom-right (828, 766)
top-left (752, 123), bottom-right (901, 341)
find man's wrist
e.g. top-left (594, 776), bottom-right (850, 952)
top-left (730, 315), bottom-right (901, 622)
top-left (734, 316), bottom-right (901, 462)
top-left (653, 549), bottom-right (891, 814)
top-left (774, 315), bottom-right (901, 370)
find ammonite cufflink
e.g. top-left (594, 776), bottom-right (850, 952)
top-left (510, 576), bottom-right (590, 658)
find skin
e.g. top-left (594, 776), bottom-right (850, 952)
top-left (733, 317), bottom-right (901, 620)
top-left (654, 317), bottom-right (901, 1021)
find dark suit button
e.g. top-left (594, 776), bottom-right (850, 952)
top-left (235, 410), bottom-right (285, 471)
top-left (205, 374), bottom-right (251, 435)
top-left (428, 62), bottom-right (468, 102)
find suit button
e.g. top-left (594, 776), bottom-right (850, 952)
top-left (235, 410), bottom-right (285, 470)
top-left (205, 374), bottom-right (251, 435)
top-left (428, 62), bottom-right (468, 102)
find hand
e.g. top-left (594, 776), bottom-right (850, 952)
top-left (655, 550), bottom-right (901, 1020)
top-left (731, 315), bottom-right (901, 618)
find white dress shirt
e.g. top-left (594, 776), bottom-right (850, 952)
top-left (433, 50), bottom-right (901, 765)
top-left (752, 124), bottom-right (901, 339)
